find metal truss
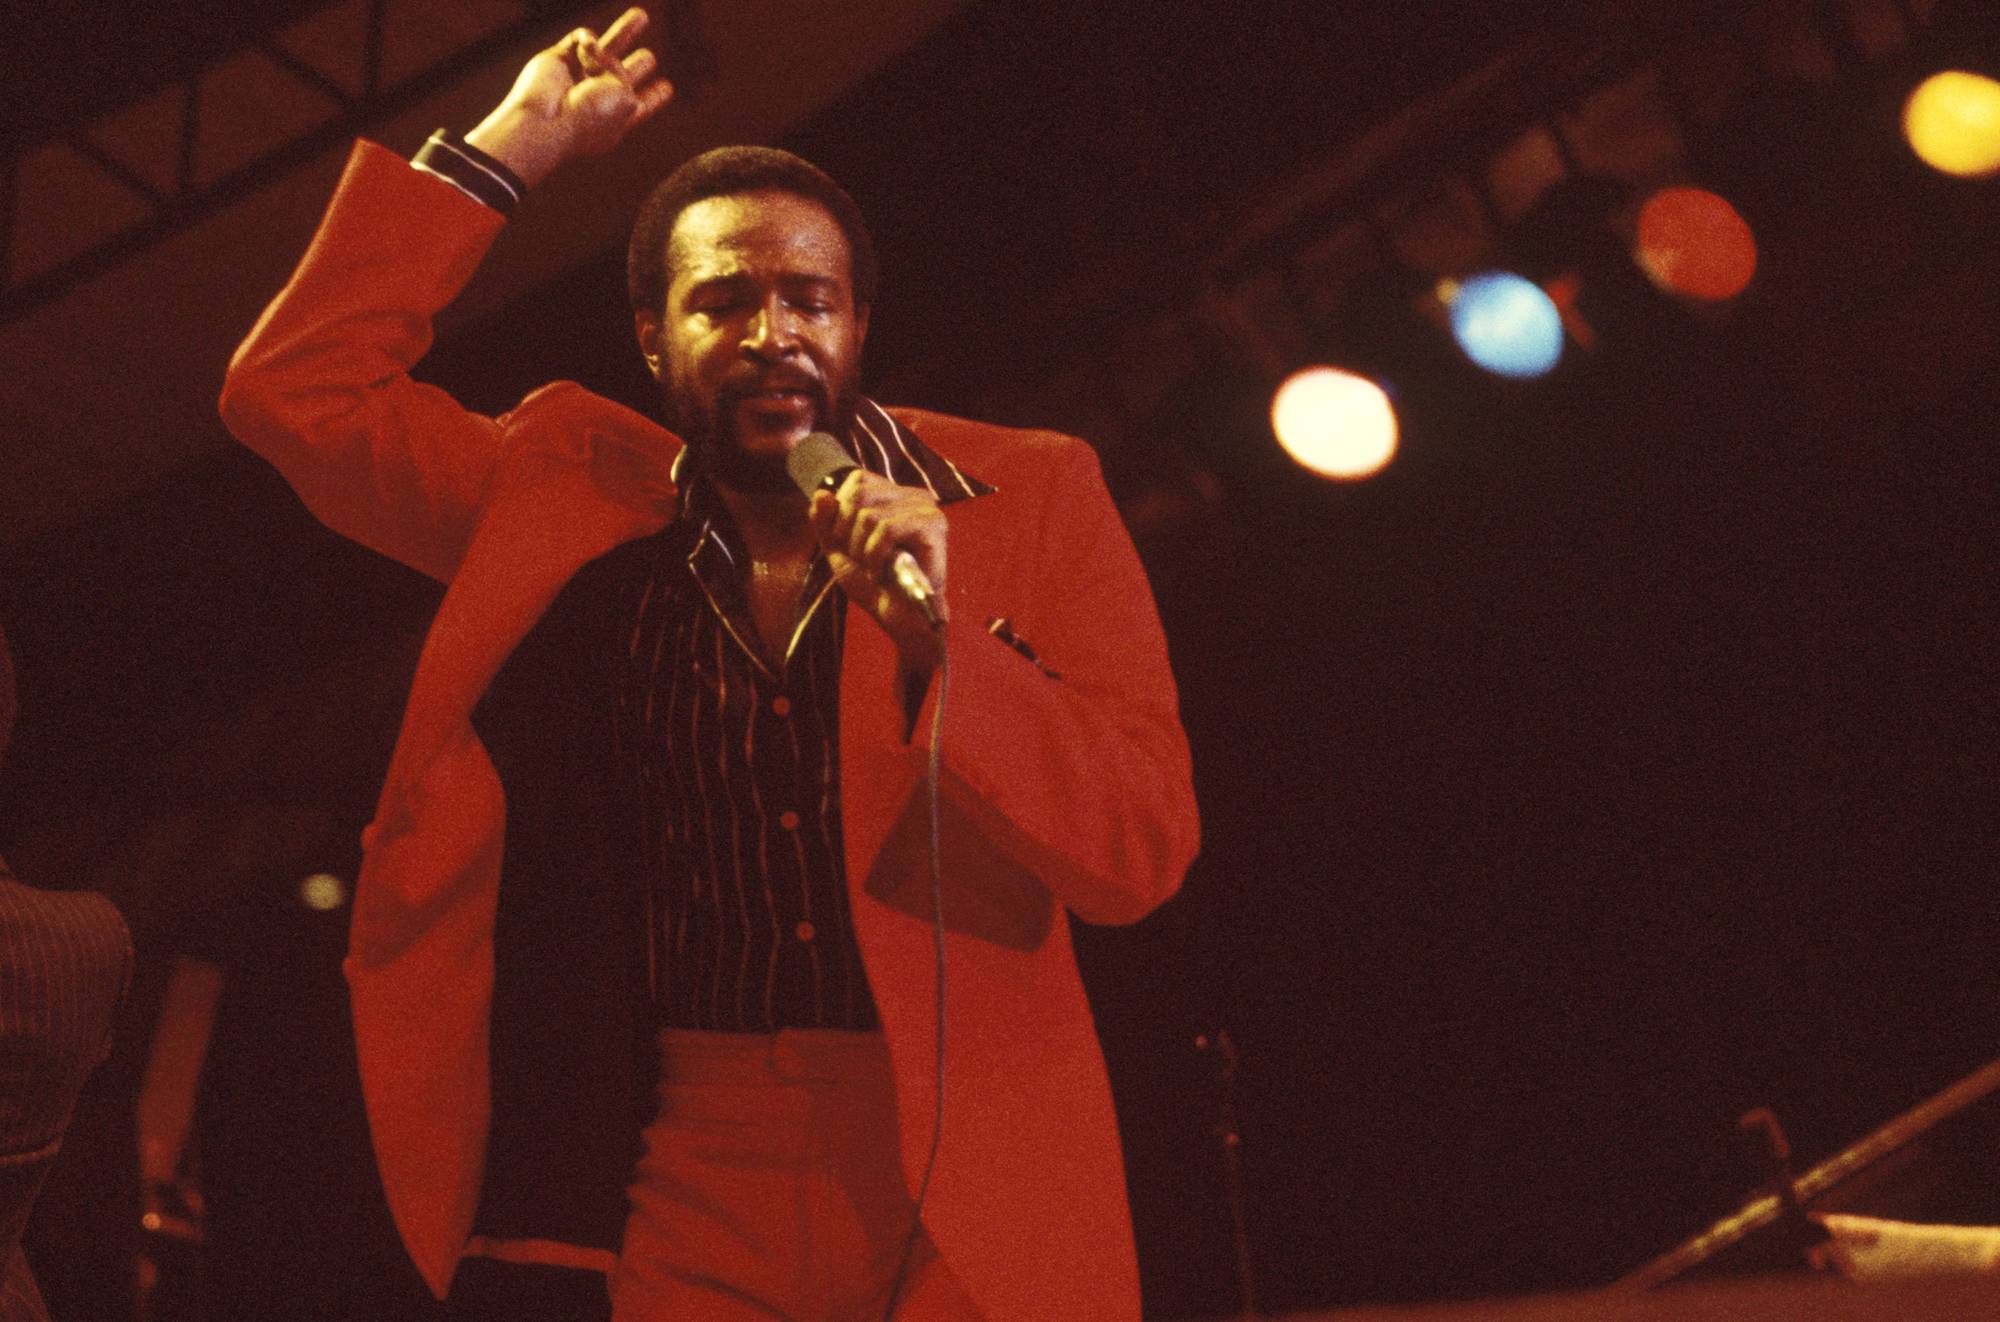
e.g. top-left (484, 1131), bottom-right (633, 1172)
top-left (0, 0), bottom-right (714, 325)
top-left (1184, 0), bottom-right (1950, 376)
top-left (873, 0), bottom-right (1957, 474)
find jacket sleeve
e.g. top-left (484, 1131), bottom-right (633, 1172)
top-left (918, 437), bottom-right (1200, 927)
top-left (217, 140), bottom-right (512, 583)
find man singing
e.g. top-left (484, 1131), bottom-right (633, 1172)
top-left (219, 9), bottom-right (1198, 1320)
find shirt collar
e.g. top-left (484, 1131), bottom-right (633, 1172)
top-left (843, 398), bottom-right (996, 503)
top-left (664, 400), bottom-right (995, 677)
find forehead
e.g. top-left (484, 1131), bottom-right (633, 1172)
top-left (665, 189), bottom-right (853, 291)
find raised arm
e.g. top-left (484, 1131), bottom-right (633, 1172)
top-left (217, 8), bottom-right (674, 582)
top-left (463, 6), bottom-right (675, 189)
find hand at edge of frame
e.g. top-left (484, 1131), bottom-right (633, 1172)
top-left (464, 7), bottom-right (674, 189)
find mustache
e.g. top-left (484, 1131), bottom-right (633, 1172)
top-left (717, 368), bottom-right (829, 407)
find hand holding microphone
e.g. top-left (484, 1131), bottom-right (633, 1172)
top-left (788, 433), bottom-right (949, 664)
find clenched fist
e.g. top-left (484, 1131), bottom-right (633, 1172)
top-left (809, 472), bottom-right (950, 672)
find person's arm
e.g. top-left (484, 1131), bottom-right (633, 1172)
top-left (934, 440), bottom-right (1199, 926)
top-left (135, 956), bottom-right (221, 1246)
top-left (826, 435), bottom-right (1200, 928)
top-left (135, 957), bottom-right (222, 1204)
top-left (217, 8), bottom-right (673, 582)
top-left (1815, 1213), bottom-right (2000, 1280)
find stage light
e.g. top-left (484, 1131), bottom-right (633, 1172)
top-left (1904, 70), bottom-right (2000, 178)
top-left (1270, 367), bottom-right (1399, 481)
top-left (1635, 187), bottom-right (1758, 301)
top-left (1445, 272), bottom-right (1564, 379)
top-left (299, 872), bottom-right (348, 911)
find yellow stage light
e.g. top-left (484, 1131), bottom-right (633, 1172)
top-left (300, 872), bottom-right (348, 911)
top-left (1904, 70), bottom-right (2000, 179)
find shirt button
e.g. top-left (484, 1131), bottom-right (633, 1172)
top-left (779, 810), bottom-right (801, 831)
top-left (771, 695), bottom-right (792, 716)
top-left (795, 921), bottom-right (816, 943)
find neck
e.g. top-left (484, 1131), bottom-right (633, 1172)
top-left (714, 481), bottom-right (813, 560)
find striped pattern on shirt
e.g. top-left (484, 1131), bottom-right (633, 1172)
top-left (0, 866), bottom-right (132, 1321)
top-left (607, 401), bottom-right (992, 1032)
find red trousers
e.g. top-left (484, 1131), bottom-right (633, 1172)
top-left (610, 1030), bottom-right (985, 1322)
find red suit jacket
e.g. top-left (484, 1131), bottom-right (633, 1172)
top-left (220, 141), bottom-right (1199, 1322)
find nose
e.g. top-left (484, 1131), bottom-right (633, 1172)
top-left (741, 299), bottom-right (799, 360)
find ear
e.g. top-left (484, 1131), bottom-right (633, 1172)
top-left (853, 300), bottom-right (871, 351)
top-left (633, 308), bottom-right (663, 382)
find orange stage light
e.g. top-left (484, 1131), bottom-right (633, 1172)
top-left (1270, 367), bottom-right (1399, 481)
top-left (1635, 187), bottom-right (1758, 302)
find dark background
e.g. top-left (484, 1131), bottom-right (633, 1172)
top-left (4, 1), bottom-right (1999, 1317)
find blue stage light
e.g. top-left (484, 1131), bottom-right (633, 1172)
top-left (1447, 272), bottom-right (1565, 379)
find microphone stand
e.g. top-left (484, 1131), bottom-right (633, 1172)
top-left (1197, 1025), bottom-right (1260, 1319)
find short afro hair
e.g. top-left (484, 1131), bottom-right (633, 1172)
top-left (626, 146), bottom-right (878, 318)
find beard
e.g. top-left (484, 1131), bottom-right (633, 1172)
top-left (661, 371), bottom-right (861, 496)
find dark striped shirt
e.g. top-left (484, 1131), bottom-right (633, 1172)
top-left (607, 402), bottom-right (991, 1032)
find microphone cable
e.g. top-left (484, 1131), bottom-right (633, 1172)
top-left (879, 641), bottom-right (948, 1320)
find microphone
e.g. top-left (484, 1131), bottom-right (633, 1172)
top-left (786, 432), bottom-right (946, 632)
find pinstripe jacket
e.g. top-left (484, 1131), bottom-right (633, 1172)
top-left (0, 868), bottom-right (132, 1322)
top-left (220, 140), bottom-right (1199, 1322)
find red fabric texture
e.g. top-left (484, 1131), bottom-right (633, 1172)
top-left (220, 140), bottom-right (1199, 1322)
top-left (612, 1028), bottom-right (983, 1320)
